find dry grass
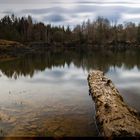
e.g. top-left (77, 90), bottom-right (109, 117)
top-left (0, 39), bottom-right (22, 48)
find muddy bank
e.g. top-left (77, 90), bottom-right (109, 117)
top-left (0, 40), bottom-right (28, 60)
top-left (0, 40), bottom-right (64, 60)
top-left (88, 70), bottom-right (140, 137)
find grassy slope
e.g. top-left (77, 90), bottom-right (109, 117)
top-left (0, 39), bottom-right (26, 60)
top-left (0, 39), bottom-right (23, 48)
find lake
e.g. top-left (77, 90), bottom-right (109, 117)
top-left (0, 49), bottom-right (140, 137)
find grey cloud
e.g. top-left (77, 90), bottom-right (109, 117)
top-left (2, 10), bottom-right (14, 14)
top-left (123, 18), bottom-right (140, 24)
top-left (0, 0), bottom-right (51, 4)
top-left (0, 0), bottom-right (140, 4)
top-left (77, 5), bottom-right (140, 21)
top-left (43, 14), bottom-right (66, 22)
top-left (19, 5), bottom-right (140, 16)
top-left (21, 7), bottom-right (69, 15)
top-left (0, 2), bottom-right (140, 26)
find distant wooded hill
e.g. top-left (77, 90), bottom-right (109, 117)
top-left (0, 15), bottom-right (140, 45)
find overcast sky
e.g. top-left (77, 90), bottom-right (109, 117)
top-left (0, 0), bottom-right (140, 27)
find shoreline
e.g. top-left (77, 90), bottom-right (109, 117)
top-left (1, 39), bottom-right (140, 61)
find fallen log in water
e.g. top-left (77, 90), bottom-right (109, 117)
top-left (88, 70), bottom-right (140, 137)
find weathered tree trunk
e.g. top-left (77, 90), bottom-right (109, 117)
top-left (88, 70), bottom-right (140, 137)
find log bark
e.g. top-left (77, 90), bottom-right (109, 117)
top-left (88, 70), bottom-right (140, 137)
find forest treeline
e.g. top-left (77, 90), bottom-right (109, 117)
top-left (0, 14), bottom-right (140, 45)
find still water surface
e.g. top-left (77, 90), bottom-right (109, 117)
top-left (0, 49), bottom-right (140, 136)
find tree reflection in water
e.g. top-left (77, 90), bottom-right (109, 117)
top-left (0, 49), bottom-right (140, 79)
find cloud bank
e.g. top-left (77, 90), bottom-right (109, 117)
top-left (0, 0), bottom-right (140, 26)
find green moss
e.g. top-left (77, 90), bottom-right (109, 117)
top-left (45, 131), bottom-right (55, 137)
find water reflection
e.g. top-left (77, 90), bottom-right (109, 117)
top-left (106, 66), bottom-right (140, 111)
top-left (0, 58), bottom-right (97, 137)
top-left (0, 49), bottom-right (140, 78)
top-left (0, 49), bottom-right (140, 136)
